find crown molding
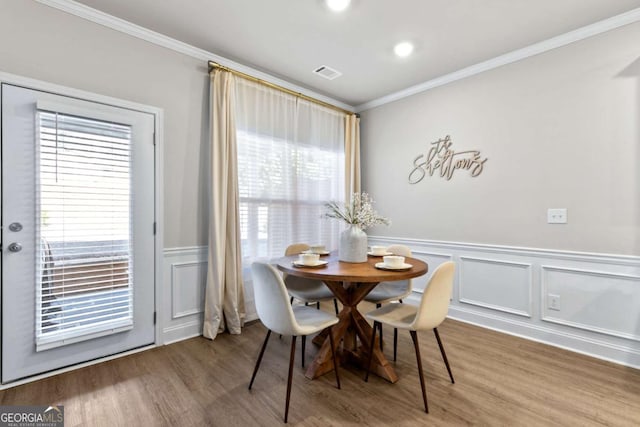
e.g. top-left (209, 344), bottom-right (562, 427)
top-left (33, 0), bottom-right (355, 112)
top-left (33, 0), bottom-right (640, 114)
top-left (355, 7), bottom-right (640, 112)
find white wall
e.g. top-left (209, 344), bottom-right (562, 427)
top-left (0, 0), bottom-right (209, 248)
top-left (361, 22), bottom-right (640, 366)
top-left (361, 21), bottom-right (640, 256)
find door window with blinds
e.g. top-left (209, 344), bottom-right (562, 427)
top-left (35, 107), bottom-right (133, 351)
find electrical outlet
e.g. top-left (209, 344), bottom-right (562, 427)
top-left (547, 208), bottom-right (567, 224)
top-left (548, 294), bottom-right (561, 311)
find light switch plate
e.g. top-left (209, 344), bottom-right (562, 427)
top-left (547, 208), bottom-right (567, 224)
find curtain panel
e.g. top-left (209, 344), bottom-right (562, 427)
top-left (203, 70), bottom-right (246, 340)
top-left (204, 69), bottom-right (360, 340)
top-left (345, 114), bottom-right (361, 199)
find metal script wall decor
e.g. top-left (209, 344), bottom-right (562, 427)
top-left (408, 135), bottom-right (488, 184)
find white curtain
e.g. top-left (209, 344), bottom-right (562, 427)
top-left (203, 70), bottom-right (245, 340)
top-left (234, 78), bottom-right (346, 267)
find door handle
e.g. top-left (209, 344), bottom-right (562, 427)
top-left (8, 243), bottom-right (22, 253)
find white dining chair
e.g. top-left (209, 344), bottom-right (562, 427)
top-left (249, 262), bottom-right (341, 423)
top-left (284, 243), bottom-right (339, 312)
top-left (364, 261), bottom-right (456, 413)
top-left (284, 243), bottom-right (339, 366)
top-left (363, 244), bottom-right (413, 360)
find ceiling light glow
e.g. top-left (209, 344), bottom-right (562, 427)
top-left (326, 0), bottom-right (351, 12)
top-left (394, 42), bottom-right (414, 58)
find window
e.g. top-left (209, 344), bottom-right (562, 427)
top-left (235, 79), bottom-right (345, 264)
top-left (36, 110), bottom-right (133, 351)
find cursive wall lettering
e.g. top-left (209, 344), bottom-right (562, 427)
top-left (408, 135), bottom-right (488, 184)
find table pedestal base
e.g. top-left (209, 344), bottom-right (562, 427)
top-left (304, 281), bottom-right (398, 383)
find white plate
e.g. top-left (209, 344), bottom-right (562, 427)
top-left (375, 262), bottom-right (412, 271)
top-left (302, 250), bottom-right (331, 256)
top-left (367, 251), bottom-right (393, 257)
top-left (293, 260), bottom-right (329, 268)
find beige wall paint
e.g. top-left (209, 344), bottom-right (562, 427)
top-left (0, 0), bottom-right (209, 248)
top-left (361, 22), bottom-right (640, 255)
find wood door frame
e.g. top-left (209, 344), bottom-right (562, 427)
top-left (0, 71), bottom-right (164, 389)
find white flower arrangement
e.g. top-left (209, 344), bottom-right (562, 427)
top-left (324, 192), bottom-right (390, 230)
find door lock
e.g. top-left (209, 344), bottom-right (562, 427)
top-left (8, 243), bottom-right (22, 253)
top-left (9, 222), bottom-right (23, 232)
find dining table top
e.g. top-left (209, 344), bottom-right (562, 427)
top-left (275, 252), bottom-right (428, 283)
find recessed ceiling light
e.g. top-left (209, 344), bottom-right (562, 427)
top-left (394, 42), bottom-right (414, 58)
top-left (326, 0), bottom-right (351, 12)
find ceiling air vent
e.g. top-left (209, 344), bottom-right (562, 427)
top-left (313, 65), bottom-right (342, 80)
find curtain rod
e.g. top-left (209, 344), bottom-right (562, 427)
top-left (208, 61), bottom-right (355, 116)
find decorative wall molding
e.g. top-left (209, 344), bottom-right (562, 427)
top-left (34, 1), bottom-right (640, 115)
top-left (356, 7), bottom-right (640, 112)
top-left (370, 236), bottom-right (640, 265)
top-left (408, 250), bottom-right (452, 294)
top-left (541, 265), bottom-right (640, 342)
top-left (368, 235), bottom-right (640, 369)
top-left (162, 246), bottom-right (258, 344)
top-left (171, 261), bottom-right (206, 319)
top-left (34, 0), bottom-right (355, 113)
top-left (459, 256), bottom-right (533, 318)
top-left (162, 239), bottom-right (640, 367)
top-left (164, 246), bottom-right (207, 257)
top-left (162, 247), bottom-right (207, 344)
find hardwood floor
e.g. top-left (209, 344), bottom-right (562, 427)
top-left (1, 313), bottom-right (639, 426)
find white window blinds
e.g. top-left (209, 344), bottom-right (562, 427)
top-left (35, 109), bottom-right (134, 351)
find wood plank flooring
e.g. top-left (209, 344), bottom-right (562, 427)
top-left (1, 314), bottom-right (639, 426)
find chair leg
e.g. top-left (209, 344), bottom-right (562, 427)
top-left (316, 301), bottom-right (320, 310)
top-left (375, 304), bottom-right (383, 351)
top-left (391, 299), bottom-right (403, 356)
top-left (328, 328), bottom-right (341, 389)
top-left (410, 330), bottom-right (429, 413)
top-left (284, 336), bottom-right (297, 423)
top-left (364, 321), bottom-right (378, 382)
top-left (393, 328), bottom-right (398, 362)
top-left (301, 335), bottom-right (306, 368)
top-left (333, 298), bottom-right (339, 315)
top-left (434, 327), bottom-right (455, 384)
top-left (249, 329), bottom-right (272, 390)
top-left (395, 298), bottom-right (403, 357)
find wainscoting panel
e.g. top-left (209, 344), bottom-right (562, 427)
top-left (410, 251), bottom-right (452, 293)
top-left (163, 247), bottom-right (207, 344)
top-left (542, 266), bottom-right (640, 341)
top-left (162, 247), bottom-right (258, 344)
top-left (369, 236), bottom-right (640, 368)
top-left (171, 261), bottom-right (206, 319)
top-left (459, 257), bottom-right (532, 317)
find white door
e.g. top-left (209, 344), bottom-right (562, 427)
top-left (1, 84), bottom-right (156, 383)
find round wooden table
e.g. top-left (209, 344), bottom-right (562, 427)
top-left (275, 252), bottom-right (428, 383)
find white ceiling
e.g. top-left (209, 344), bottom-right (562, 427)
top-left (72, 0), bottom-right (640, 108)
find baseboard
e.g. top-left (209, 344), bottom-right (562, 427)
top-left (447, 305), bottom-right (640, 370)
top-left (162, 320), bottom-right (203, 345)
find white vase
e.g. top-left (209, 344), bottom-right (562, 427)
top-left (339, 224), bottom-right (368, 263)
